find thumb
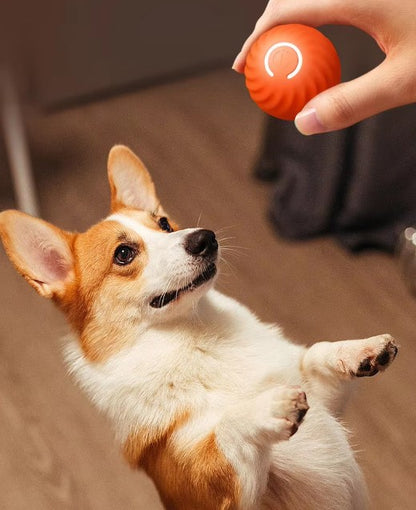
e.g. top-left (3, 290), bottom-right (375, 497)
top-left (294, 58), bottom-right (408, 134)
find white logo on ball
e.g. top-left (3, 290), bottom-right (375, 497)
top-left (264, 42), bottom-right (303, 79)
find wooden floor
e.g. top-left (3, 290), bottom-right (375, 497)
top-left (0, 68), bottom-right (415, 509)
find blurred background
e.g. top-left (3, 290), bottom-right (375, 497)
top-left (0, 1), bottom-right (415, 509)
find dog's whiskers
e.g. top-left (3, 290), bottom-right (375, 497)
top-left (217, 236), bottom-right (237, 244)
top-left (215, 225), bottom-right (237, 235)
top-left (219, 257), bottom-right (237, 280)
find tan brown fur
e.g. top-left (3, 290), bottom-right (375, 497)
top-left (59, 220), bottom-right (148, 362)
top-left (124, 421), bottom-right (240, 510)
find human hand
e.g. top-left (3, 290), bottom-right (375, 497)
top-left (233, 0), bottom-right (416, 134)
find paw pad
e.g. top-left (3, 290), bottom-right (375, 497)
top-left (289, 391), bottom-right (308, 436)
top-left (356, 340), bottom-right (398, 378)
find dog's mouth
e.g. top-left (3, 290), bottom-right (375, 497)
top-left (150, 263), bottom-right (217, 309)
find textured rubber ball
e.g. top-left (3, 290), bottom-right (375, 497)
top-left (244, 24), bottom-right (341, 121)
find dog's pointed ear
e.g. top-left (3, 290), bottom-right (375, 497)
top-left (107, 145), bottom-right (160, 213)
top-left (0, 210), bottom-right (75, 299)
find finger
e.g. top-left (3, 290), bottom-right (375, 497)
top-left (232, 25), bottom-right (267, 73)
top-left (294, 58), bottom-right (411, 134)
top-left (232, 0), bottom-right (353, 73)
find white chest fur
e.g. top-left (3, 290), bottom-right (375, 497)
top-left (64, 290), bottom-right (304, 442)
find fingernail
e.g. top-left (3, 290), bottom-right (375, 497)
top-left (294, 108), bottom-right (325, 135)
top-left (232, 54), bottom-right (241, 72)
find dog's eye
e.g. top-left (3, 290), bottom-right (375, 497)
top-left (113, 245), bottom-right (136, 265)
top-left (158, 217), bottom-right (173, 233)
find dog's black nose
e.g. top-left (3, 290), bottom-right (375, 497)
top-left (185, 229), bottom-right (218, 258)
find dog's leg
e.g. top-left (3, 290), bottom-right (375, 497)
top-left (131, 387), bottom-right (308, 510)
top-left (301, 334), bottom-right (398, 412)
top-left (215, 386), bottom-right (308, 509)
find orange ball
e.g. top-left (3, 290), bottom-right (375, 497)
top-left (244, 24), bottom-right (341, 121)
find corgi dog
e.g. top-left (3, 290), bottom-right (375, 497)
top-left (0, 145), bottom-right (398, 510)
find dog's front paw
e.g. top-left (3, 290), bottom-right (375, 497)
top-left (259, 387), bottom-right (309, 442)
top-left (337, 334), bottom-right (399, 378)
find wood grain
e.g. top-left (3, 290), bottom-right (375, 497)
top-left (0, 68), bottom-right (414, 509)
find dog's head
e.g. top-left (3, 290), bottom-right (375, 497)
top-left (0, 146), bottom-right (219, 360)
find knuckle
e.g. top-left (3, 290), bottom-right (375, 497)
top-left (327, 86), bottom-right (355, 125)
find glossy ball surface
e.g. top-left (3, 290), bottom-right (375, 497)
top-left (244, 24), bottom-right (341, 120)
